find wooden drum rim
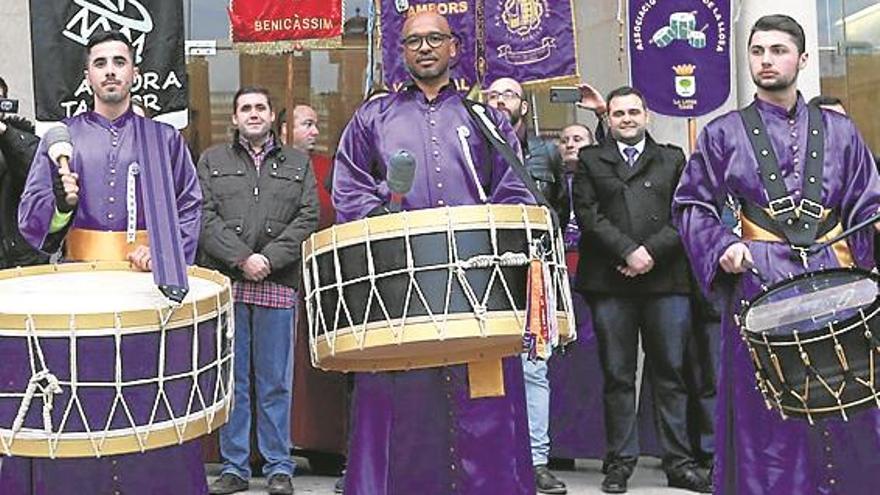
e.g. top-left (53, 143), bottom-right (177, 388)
top-left (0, 262), bottom-right (232, 332)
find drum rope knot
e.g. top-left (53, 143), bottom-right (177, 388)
top-left (456, 252), bottom-right (530, 269)
top-left (12, 370), bottom-right (62, 435)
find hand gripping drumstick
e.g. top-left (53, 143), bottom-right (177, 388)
top-left (44, 124), bottom-right (79, 207)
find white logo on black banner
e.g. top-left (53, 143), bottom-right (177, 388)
top-left (63, 0), bottom-right (154, 64)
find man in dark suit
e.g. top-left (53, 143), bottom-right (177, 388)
top-left (571, 86), bottom-right (710, 494)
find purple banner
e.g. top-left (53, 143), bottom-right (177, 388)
top-left (380, 0), bottom-right (478, 92)
top-left (484, 0), bottom-right (578, 86)
top-left (629, 0), bottom-right (731, 117)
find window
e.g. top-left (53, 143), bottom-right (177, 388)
top-left (817, 0), bottom-right (880, 152)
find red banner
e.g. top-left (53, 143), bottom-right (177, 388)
top-left (229, 0), bottom-right (342, 50)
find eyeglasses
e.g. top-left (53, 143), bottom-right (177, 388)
top-left (401, 32), bottom-right (453, 51)
top-left (484, 90), bottom-right (522, 103)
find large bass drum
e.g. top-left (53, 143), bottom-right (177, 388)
top-left (0, 262), bottom-right (234, 458)
top-left (302, 204), bottom-right (576, 372)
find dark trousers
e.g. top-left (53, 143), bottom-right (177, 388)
top-left (588, 294), bottom-right (694, 473)
top-left (686, 310), bottom-right (721, 462)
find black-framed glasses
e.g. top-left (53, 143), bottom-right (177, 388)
top-left (483, 90), bottom-right (522, 103)
top-left (402, 32), bottom-right (453, 51)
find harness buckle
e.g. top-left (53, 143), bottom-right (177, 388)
top-left (768, 196), bottom-right (796, 217)
top-left (799, 198), bottom-right (825, 219)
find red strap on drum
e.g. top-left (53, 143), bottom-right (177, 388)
top-left (525, 259), bottom-right (550, 360)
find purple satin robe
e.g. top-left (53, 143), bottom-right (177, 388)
top-left (18, 110), bottom-right (201, 259)
top-left (2, 110), bottom-right (206, 495)
top-left (673, 95), bottom-right (880, 495)
top-left (333, 84), bottom-right (536, 494)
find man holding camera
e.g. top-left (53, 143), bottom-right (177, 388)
top-left (0, 76), bottom-right (48, 269)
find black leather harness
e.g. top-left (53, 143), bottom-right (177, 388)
top-left (737, 102), bottom-right (833, 248)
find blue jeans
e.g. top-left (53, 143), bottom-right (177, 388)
top-left (522, 356), bottom-right (550, 466)
top-left (220, 303), bottom-right (295, 479)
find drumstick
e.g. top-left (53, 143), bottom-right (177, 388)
top-left (44, 124), bottom-right (79, 206)
top-left (808, 209), bottom-right (880, 255)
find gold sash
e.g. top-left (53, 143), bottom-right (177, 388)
top-left (66, 228), bottom-right (149, 262)
top-left (740, 215), bottom-right (854, 267)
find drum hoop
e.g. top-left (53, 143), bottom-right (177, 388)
top-left (0, 262), bottom-right (232, 331)
top-left (745, 302), bottom-right (880, 346)
top-left (319, 310), bottom-right (573, 337)
top-left (0, 401), bottom-right (230, 458)
top-left (741, 267), bottom-right (880, 339)
top-left (775, 392), bottom-right (880, 416)
top-left (313, 313), bottom-right (573, 372)
top-left (303, 204), bottom-right (552, 259)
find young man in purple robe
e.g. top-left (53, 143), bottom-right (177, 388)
top-left (673, 15), bottom-right (880, 495)
top-left (1, 30), bottom-right (205, 495)
top-left (332, 11), bottom-right (536, 495)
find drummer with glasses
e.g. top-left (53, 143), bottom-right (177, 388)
top-left (332, 11), bottom-right (537, 495)
top-left (673, 14), bottom-right (880, 495)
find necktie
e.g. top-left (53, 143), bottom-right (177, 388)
top-left (624, 146), bottom-right (638, 167)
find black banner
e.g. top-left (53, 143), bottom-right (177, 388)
top-left (30, 0), bottom-right (188, 128)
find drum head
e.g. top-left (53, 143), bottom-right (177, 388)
top-left (0, 268), bottom-right (223, 315)
top-left (743, 268), bottom-right (879, 337)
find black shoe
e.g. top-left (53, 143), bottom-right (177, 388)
top-left (602, 457), bottom-right (635, 475)
top-left (267, 473), bottom-right (295, 495)
top-left (601, 465), bottom-right (630, 494)
top-left (535, 465), bottom-right (567, 494)
top-left (208, 473), bottom-right (249, 495)
top-left (334, 475), bottom-right (345, 494)
top-left (667, 466), bottom-right (713, 493)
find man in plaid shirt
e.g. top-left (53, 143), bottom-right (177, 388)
top-left (197, 86), bottom-right (319, 495)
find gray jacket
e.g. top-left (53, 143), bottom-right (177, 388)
top-left (196, 135), bottom-right (319, 288)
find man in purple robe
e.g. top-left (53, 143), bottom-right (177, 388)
top-left (1, 31), bottom-right (204, 495)
top-left (673, 15), bottom-right (880, 495)
top-left (332, 11), bottom-right (536, 495)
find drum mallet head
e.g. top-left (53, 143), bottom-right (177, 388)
top-left (44, 124), bottom-right (73, 164)
top-left (387, 150), bottom-right (416, 213)
top-left (43, 124), bottom-right (79, 207)
top-left (388, 150), bottom-right (417, 194)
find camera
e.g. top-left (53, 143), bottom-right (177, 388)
top-left (0, 98), bottom-right (19, 113)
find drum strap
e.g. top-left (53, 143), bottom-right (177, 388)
top-left (462, 98), bottom-right (560, 228)
top-left (461, 99), bottom-right (555, 397)
top-left (738, 102), bottom-right (826, 247)
top-left (132, 117), bottom-right (189, 303)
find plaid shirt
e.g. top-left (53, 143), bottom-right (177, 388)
top-left (233, 280), bottom-right (295, 308)
top-left (233, 134), bottom-right (295, 308)
top-left (239, 133), bottom-right (275, 171)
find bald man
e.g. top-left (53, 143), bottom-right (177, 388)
top-left (333, 11), bottom-right (536, 495)
top-left (485, 76), bottom-right (568, 494)
top-left (289, 104), bottom-right (319, 152)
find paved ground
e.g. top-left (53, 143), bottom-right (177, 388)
top-left (207, 457), bottom-right (703, 494)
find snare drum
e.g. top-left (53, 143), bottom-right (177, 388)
top-left (0, 262), bottom-right (234, 457)
top-left (688, 30), bottom-right (707, 49)
top-left (739, 267), bottom-right (880, 423)
top-left (670, 12), bottom-right (696, 39)
top-left (651, 26), bottom-right (675, 48)
top-left (302, 204), bottom-right (576, 372)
